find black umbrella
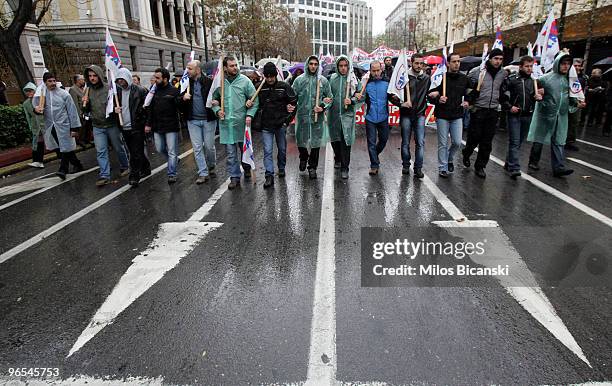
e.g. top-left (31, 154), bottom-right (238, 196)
top-left (603, 67), bottom-right (612, 81)
top-left (460, 56), bottom-right (482, 71)
top-left (201, 60), bottom-right (218, 76)
top-left (593, 57), bottom-right (612, 67)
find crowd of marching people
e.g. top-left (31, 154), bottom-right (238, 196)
top-left (19, 47), bottom-right (610, 191)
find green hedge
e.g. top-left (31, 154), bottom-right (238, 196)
top-left (0, 104), bottom-right (31, 150)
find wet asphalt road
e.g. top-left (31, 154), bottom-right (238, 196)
top-left (0, 122), bottom-right (611, 385)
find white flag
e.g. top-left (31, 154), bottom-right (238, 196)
top-left (104, 28), bottom-right (122, 118)
top-left (242, 122), bottom-right (255, 171)
top-left (430, 47), bottom-right (448, 90)
top-left (448, 41), bottom-right (454, 54)
top-left (535, 10), bottom-right (555, 50)
top-left (180, 50), bottom-right (195, 93)
top-left (569, 64), bottom-right (585, 100)
top-left (144, 83), bottom-right (156, 107)
top-left (206, 56), bottom-right (224, 108)
top-left (387, 48), bottom-right (410, 103)
top-left (479, 43), bottom-right (489, 71)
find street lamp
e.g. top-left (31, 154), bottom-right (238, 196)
top-left (184, 22), bottom-right (194, 51)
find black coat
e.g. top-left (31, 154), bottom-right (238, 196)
top-left (390, 72), bottom-right (431, 117)
top-left (145, 82), bottom-right (181, 133)
top-left (116, 84), bottom-right (148, 132)
top-left (256, 80), bottom-right (297, 131)
top-left (501, 71), bottom-right (537, 116)
top-left (428, 71), bottom-right (474, 120)
top-left (179, 75), bottom-right (217, 121)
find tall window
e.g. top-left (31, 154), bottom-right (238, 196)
top-left (158, 50), bottom-right (164, 67)
top-left (130, 46), bottom-right (138, 71)
top-left (322, 18), bottom-right (328, 40)
top-left (315, 19), bottom-right (321, 40)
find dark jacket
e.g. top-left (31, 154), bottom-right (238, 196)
top-left (116, 84), bottom-right (148, 132)
top-left (145, 82), bottom-right (181, 133)
top-left (179, 75), bottom-right (216, 121)
top-left (502, 70), bottom-right (537, 116)
top-left (257, 80), bottom-right (297, 131)
top-left (83, 64), bottom-right (116, 128)
top-left (427, 71), bottom-right (473, 120)
top-left (390, 70), bottom-right (431, 117)
top-left (383, 65), bottom-right (394, 82)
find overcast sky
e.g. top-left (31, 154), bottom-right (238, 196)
top-left (367, 0), bottom-right (402, 36)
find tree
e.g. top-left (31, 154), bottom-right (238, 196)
top-left (0, 0), bottom-right (53, 89)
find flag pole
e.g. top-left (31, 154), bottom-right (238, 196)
top-left (344, 78), bottom-right (350, 110)
top-left (83, 86), bottom-right (89, 108)
top-left (38, 87), bottom-right (46, 110)
top-left (442, 73), bottom-right (447, 97)
top-left (114, 93), bottom-right (123, 126)
top-left (476, 71), bottom-right (486, 91)
top-left (314, 78), bottom-right (321, 123)
top-left (250, 80), bottom-right (265, 103)
top-left (220, 56), bottom-right (225, 120)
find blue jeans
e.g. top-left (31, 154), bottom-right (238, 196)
top-left (365, 119), bottom-right (389, 169)
top-left (154, 132), bottom-right (179, 177)
top-left (436, 118), bottom-right (462, 172)
top-left (506, 114), bottom-right (532, 172)
top-left (93, 125), bottom-right (129, 179)
top-left (262, 127), bottom-right (287, 176)
top-left (187, 119), bottom-right (217, 176)
top-left (400, 115), bottom-right (425, 169)
top-left (226, 142), bottom-right (247, 179)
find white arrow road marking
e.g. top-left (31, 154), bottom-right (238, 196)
top-left (567, 157), bottom-right (612, 177)
top-left (0, 166), bottom-right (98, 210)
top-left (0, 150), bottom-right (193, 265)
top-left (423, 175), bottom-right (591, 367)
top-left (577, 139), bottom-right (612, 151)
top-left (67, 179), bottom-right (229, 357)
top-left (306, 143), bottom-right (336, 386)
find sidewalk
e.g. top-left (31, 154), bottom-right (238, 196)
top-left (0, 144), bottom-right (93, 177)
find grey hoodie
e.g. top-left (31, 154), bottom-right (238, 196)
top-left (116, 67), bottom-right (133, 129)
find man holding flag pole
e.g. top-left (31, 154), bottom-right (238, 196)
top-left (180, 56), bottom-right (219, 184)
top-left (428, 51), bottom-right (473, 177)
top-left (389, 52), bottom-right (430, 178)
top-left (210, 56), bottom-right (259, 190)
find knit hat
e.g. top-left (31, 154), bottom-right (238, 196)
top-left (489, 48), bottom-right (504, 59)
top-left (263, 62), bottom-right (277, 77)
top-left (22, 82), bottom-right (36, 92)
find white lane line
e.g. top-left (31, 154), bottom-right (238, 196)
top-left (306, 143), bottom-right (336, 386)
top-left (462, 140), bottom-right (612, 229)
top-left (67, 179), bottom-right (229, 357)
top-left (568, 157), bottom-right (612, 177)
top-left (0, 375), bottom-right (164, 385)
top-left (0, 150), bottom-right (194, 265)
top-left (0, 167), bottom-right (99, 211)
top-left (577, 139), bottom-right (612, 151)
top-left (423, 174), bottom-right (591, 367)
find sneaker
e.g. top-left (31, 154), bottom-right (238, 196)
top-left (264, 175), bottom-right (274, 188)
top-left (196, 175), bottom-right (210, 184)
top-left (369, 168), bottom-right (379, 175)
top-left (341, 170), bottom-right (349, 179)
top-left (475, 168), bottom-right (486, 178)
top-left (308, 169), bottom-right (317, 179)
top-left (56, 171), bottom-right (67, 180)
top-left (278, 169), bottom-right (286, 178)
top-left (553, 168), bottom-right (574, 178)
top-left (528, 163), bottom-right (540, 171)
top-left (462, 152), bottom-right (471, 167)
top-left (402, 167), bottom-right (410, 175)
top-left (334, 161), bottom-right (341, 169)
top-left (414, 168), bottom-right (424, 179)
top-left (228, 178), bottom-right (240, 190)
top-left (299, 160), bottom-right (307, 171)
top-left (28, 162), bottom-right (44, 168)
top-left (129, 177), bottom-right (140, 187)
top-left (96, 178), bottom-right (110, 186)
top-left (120, 169), bottom-right (130, 177)
top-left (510, 170), bottom-right (521, 179)
top-left (439, 170), bottom-right (449, 178)
top-left (167, 176), bottom-right (178, 184)
top-left (448, 163), bottom-right (454, 173)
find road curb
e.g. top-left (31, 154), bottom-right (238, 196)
top-left (0, 145), bottom-right (93, 177)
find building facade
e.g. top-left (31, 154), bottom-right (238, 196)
top-left (384, 0), bottom-right (417, 50)
top-left (29, 0), bottom-right (212, 77)
top-left (276, 0), bottom-right (372, 55)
